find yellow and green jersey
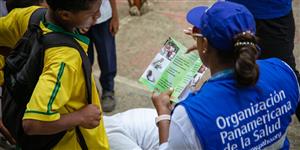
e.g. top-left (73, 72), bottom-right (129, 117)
top-left (0, 6), bottom-right (109, 150)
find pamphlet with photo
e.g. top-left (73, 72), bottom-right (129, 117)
top-left (139, 37), bottom-right (207, 103)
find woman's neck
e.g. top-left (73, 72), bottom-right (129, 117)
top-left (207, 49), bottom-right (235, 76)
top-left (209, 63), bottom-right (234, 76)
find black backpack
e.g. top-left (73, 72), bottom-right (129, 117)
top-left (1, 8), bottom-right (92, 150)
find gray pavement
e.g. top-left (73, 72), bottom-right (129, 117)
top-left (91, 0), bottom-right (300, 149)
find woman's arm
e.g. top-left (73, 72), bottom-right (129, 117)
top-left (152, 90), bottom-right (202, 150)
top-left (151, 89), bottom-right (174, 144)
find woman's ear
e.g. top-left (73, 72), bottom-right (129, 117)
top-left (197, 37), bottom-right (208, 55)
top-left (202, 37), bottom-right (208, 53)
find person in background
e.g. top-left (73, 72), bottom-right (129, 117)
top-left (0, 0), bottom-right (7, 91)
top-left (227, 0), bottom-right (300, 121)
top-left (0, 0), bottom-right (7, 17)
top-left (0, 0), bottom-right (47, 89)
top-left (0, 0), bottom-right (47, 148)
top-left (5, 0), bottom-right (47, 12)
top-left (87, 0), bottom-right (119, 112)
top-left (152, 1), bottom-right (299, 149)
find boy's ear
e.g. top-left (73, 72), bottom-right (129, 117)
top-left (57, 10), bottom-right (73, 22)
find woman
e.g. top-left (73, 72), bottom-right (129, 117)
top-left (152, 1), bottom-right (299, 149)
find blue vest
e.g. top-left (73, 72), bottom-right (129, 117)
top-left (180, 58), bottom-right (299, 150)
top-left (227, 0), bottom-right (292, 19)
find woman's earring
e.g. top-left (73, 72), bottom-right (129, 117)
top-left (202, 49), bottom-right (207, 54)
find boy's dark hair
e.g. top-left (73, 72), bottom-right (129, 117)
top-left (46, 0), bottom-right (98, 12)
top-left (6, 0), bottom-right (44, 12)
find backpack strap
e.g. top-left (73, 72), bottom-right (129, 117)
top-left (41, 32), bottom-right (92, 150)
top-left (28, 8), bottom-right (47, 26)
top-left (42, 32), bottom-right (92, 104)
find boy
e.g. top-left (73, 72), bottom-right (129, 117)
top-left (0, 0), bottom-right (109, 149)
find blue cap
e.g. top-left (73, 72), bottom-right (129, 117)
top-left (186, 1), bottom-right (256, 52)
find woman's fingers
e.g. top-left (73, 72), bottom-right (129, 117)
top-left (186, 45), bottom-right (198, 54)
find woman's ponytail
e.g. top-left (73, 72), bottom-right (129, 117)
top-left (233, 32), bottom-right (259, 86)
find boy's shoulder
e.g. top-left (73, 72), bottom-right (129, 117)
top-left (44, 45), bottom-right (86, 72)
top-left (39, 26), bottom-right (90, 71)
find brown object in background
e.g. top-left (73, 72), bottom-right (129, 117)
top-left (133, 0), bottom-right (142, 10)
top-left (128, 0), bottom-right (144, 10)
top-left (128, 0), bottom-right (142, 16)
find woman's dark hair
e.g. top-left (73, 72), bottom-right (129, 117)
top-left (233, 32), bottom-right (259, 87)
top-left (6, 0), bottom-right (44, 12)
top-left (46, 0), bottom-right (98, 12)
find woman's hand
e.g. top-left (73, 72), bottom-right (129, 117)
top-left (151, 88), bottom-right (174, 115)
top-left (183, 27), bottom-right (193, 36)
top-left (184, 27), bottom-right (198, 54)
top-left (186, 44), bottom-right (198, 54)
